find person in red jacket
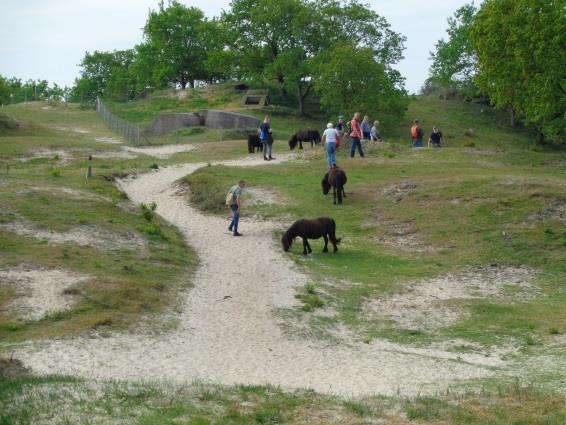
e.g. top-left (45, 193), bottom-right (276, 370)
top-left (349, 112), bottom-right (365, 158)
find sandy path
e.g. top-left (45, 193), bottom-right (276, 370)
top-left (8, 156), bottom-right (506, 396)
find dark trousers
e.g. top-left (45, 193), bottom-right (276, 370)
top-left (350, 137), bottom-right (365, 158)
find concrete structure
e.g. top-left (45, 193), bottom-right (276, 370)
top-left (144, 110), bottom-right (261, 136)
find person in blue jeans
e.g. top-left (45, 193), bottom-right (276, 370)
top-left (349, 112), bottom-right (365, 158)
top-left (259, 115), bottom-right (274, 161)
top-left (322, 122), bottom-right (340, 168)
top-left (228, 180), bottom-right (245, 236)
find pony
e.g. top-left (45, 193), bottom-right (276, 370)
top-left (288, 129), bottom-right (321, 150)
top-left (247, 134), bottom-right (263, 153)
top-left (281, 217), bottom-right (341, 255)
top-left (321, 166), bottom-right (347, 205)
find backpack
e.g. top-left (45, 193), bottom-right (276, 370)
top-left (225, 189), bottom-right (234, 206)
top-left (411, 125), bottom-right (418, 138)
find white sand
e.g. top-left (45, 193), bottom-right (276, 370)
top-left (0, 267), bottom-right (89, 321)
top-left (124, 144), bottom-right (196, 158)
top-left (9, 155), bottom-right (510, 396)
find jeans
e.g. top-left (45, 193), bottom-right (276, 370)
top-left (363, 131), bottom-right (371, 140)
top-left (262, 140), bottom-right (272, 158)
top-left (413, 139), bottom-right (423, 147)
top-left (350, 137), bottom-right (364, 158)
top-left (326, 142), bottom-right (336, 168)
top-left (229, 204), bottom-right (239, 234)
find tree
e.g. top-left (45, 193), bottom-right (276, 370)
top-left (471, 0), bottom-right (566, 143)
top-left (223, 0), bottom-right (406, 115)
top-left (138, 0), bottom-right (208, 89)
top-left (72, 50), bottom-right (138, 102)
top-left (428, 3), bottom-right (478, 96)
top-left (314, 43), bottom-right (408, 122)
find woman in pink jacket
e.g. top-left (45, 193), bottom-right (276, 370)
top-left (349, 112), bottom-right (365, 158)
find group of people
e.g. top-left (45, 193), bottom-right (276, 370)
top-left (321, 112), bottom-right (383, 169)
top-left (410, 119), bottom-right (443, 148)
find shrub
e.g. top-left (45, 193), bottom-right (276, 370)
top-left (140, 202), bottom-right (157, 222)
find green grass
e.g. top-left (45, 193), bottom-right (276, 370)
top-left (1, 373), bottom-right (565, 425)
top-left (0, 102), bottom-right (196, 341)
top-left (1, 89), bottom-right (565, 422)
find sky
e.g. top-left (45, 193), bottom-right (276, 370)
top-left (0, 0), bottom-right (478, 94)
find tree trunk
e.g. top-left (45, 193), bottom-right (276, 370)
top-left (509, 109), bottom-right (515, 127)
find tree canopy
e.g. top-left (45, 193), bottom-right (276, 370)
top-left (471, 0), bottom-right (566, 143)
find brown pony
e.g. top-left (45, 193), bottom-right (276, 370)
top-left (281, 217), bottom-right (341, 255)
top-left (321, 166), bottom-right (347, 204)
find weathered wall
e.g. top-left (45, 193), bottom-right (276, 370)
top-left (144, 110), bottom-right (261, 136)
top-left (145, 113), bottom-right (203, 136)
top-left (200, 110), bottom-right (261, 129)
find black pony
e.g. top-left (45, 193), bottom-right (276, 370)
top-left (281, 217), bottom-right (341, 255)
top-left (321, 166), bottom-right (347, 204)
top-left (247, 134), bottom-right (267, 153)
top-left (288, 129), bottom-right (321, 150)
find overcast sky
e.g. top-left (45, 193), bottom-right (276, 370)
top-left (0, 0), bottom-right (478, 94)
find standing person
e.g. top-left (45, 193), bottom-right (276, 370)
top-left (428, 125), bottom-right (443, 148)
top-left (361, 115), bottom-right (371, 140)
top-left (259, 115), bottom-right (274, 161)
top-left (410, 119), bottom-right (424, 147)
top-left (322, 122), bottom-right (340, 168)
top-left (349, 112), bottom-right (365, 158)
top-left (370, 120), bottom-right (382, 143)
top-left (228, 180), bottom-right (246, 236)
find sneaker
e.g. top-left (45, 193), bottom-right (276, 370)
top-left (269, 156), bottom-right (276, 160)
top-left (228, 226), bottom-right (233, 232)
top-left (264, 157), bottom-right (268, 161)
top-left (233, 232), bottom-right (243, 237)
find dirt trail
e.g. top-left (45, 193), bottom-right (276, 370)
top-left (9, 156), bottom-right (506, 396)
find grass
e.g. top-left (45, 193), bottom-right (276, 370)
top-left (0, 102), bottom-right (196, 341)
top-left (1, 373), bottom-right (565, 425)
top-left (1, 88), bottom-right (565, 422)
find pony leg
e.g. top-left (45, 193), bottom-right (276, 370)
top-left (302, 238), bottom-right (309, 255)
top-left (322, 235), bottom-right (329, 253)
top-left (333, 186), bottom-right (337, 205)
top-left (342, 187), bottom-right (346, 198)
top-left (337, 185), bottom-right (343, 204)
top-left (306, 239), bottom-right (312, 253)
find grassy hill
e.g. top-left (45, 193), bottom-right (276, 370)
top-left (0, 92), bottom-right (565, 424)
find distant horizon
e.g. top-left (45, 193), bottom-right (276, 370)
top-left (0, 0), bottom-right (481, 94)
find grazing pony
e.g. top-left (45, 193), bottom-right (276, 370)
top-left (281, 217), bottom-right (341, 255)
top-left (321, 166), bottom-right (347, 205)
top-left (288, 129), bottom-right (321, 150)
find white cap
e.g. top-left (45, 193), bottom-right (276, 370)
top-left (327, 122), bottom-right (334, 128)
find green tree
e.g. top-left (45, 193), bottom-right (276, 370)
top-left (223, 0), bottom-right (406, 115)
top-left (471, 0), bottom-right (566, 143)
top-left (72, 50), bottom-right (138, 102)
top-left (138, 0), bottom-right (208, 89)
top-left (314, 43), bottom-right (408, 122)
top-left (427, 3), bottom-right (478, 96)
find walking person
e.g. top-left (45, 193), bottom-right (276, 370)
top-left (410, 119), bottom-right (424, 147)
top-left (322, 122), bottom-right (340, 168)
top-left (428, 125), bottom-right (443, 148)
top-left (259, 115), bottom-right (274, 161)
top-left (349, 112), bottom-right (365, 158)
top-left (361, 115), bottom-right (371, 140)
top-left (227, 180), bottom-right (246, 236)
top-left (370, 120), bottom-right (382, 143)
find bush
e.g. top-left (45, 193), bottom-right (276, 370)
top-left (140, 202), bottom-right (157, 222)
top-left (183, 174), bottom-right (226, 213)
top-left (221, 128), bottom-right (257, 140)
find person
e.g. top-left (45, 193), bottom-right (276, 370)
top-left (322, 122), bottom-right (340, 168)
top-left (361, 115), bottom-right (371, 140)
top-left (370, 120), bottom-right (382, 143)
top-left (349, 112), bottom-right (365, 158)
top-left (335, 115), bottom-right (345, 137)
top-left (410, 119), bottom-right (424, 147)
top-left (428, 125), bottom-right (443, 148)
top-left (228, 180), bottom-right (246, 236)
top-left (259, 115), bottom-right (274, 161)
